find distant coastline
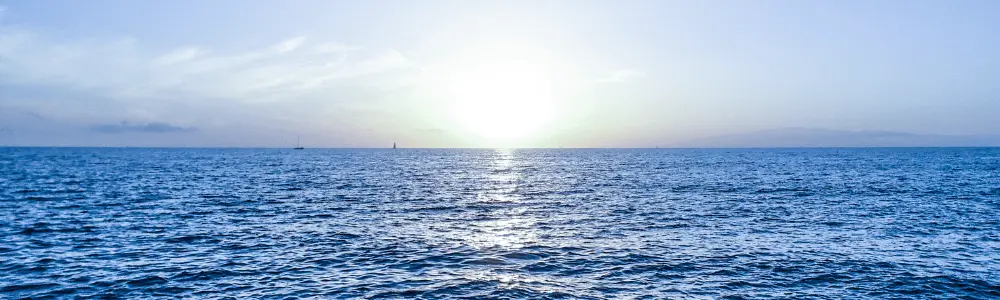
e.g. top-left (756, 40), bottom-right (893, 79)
top-left (670, 128), bottom-right (1000, 148)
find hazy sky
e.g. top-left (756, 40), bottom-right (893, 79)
top-left (1, 0), bottom-right (998, 147)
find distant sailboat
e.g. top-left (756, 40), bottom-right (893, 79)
top-left (294, 136), bottom-right (304, 150)
top-left (393, 142), bottom-right (397, 149)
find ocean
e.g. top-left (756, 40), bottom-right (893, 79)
top-left (2, 147), bottom-right (999, 299)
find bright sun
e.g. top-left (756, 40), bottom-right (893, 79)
top-left (445, 60), bottom-right (558, 142)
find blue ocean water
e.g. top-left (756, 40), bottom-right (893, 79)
top-left (1, 147), bottom-right (999, 299)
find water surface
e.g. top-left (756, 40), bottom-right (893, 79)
top-left (2, 148), bottom-right (999, 298)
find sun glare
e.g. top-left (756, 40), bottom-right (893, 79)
top-left (445, 59), bottom-right (558, 143)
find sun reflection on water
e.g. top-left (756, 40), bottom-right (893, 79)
top-left (463, 149), bottom-right (539, 250)
top-left (477, 149), bottom-right (519, 203)
top-left (465, 218), bottom-right (538, 249)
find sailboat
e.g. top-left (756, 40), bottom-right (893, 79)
top-left (393, 142), bottom-right (396, 149)
top-left (294, 136), bottom-right (304, 150)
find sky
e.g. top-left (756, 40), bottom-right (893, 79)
top-left (1, 0), bottom-right (998, 148)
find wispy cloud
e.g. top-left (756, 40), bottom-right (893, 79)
top-left (151, 46), bottom-right (206, 66)
top-left (595, 69), bottom-right (646, 83)
top-left (0, 20), bottom-right (422, 139)
top-left (0, 27), bottom-right (417, 103)
top-left (270, 36), bottom-right (306, 53)
top-left (313, 42), bottom-right (363, 54)
top-left (91, 121), bottom-right (195, 133)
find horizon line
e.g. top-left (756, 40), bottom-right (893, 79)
top-left (2, 146), bottom-right (999, 150)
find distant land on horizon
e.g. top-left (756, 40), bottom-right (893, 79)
top-left (671, 128), bottom-right (1000, 148)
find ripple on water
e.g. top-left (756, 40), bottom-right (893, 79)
top-left (1, 148), bottom-right (999, 298)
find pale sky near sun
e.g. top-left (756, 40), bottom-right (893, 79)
top-left (1, 0), bottom-right (999, 147)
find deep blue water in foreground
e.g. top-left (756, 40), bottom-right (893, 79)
top-left (2, 148), bottom-right (999, 299)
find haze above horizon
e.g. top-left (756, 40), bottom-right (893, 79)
top-left (1, 0), bottom-right (998, 148)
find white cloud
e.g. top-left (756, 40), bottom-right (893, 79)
top-left (152, 46), bottom-right (205, 66)
top-left (595, 69), bottom-right (646, 83)
top-left (270, 36), bottom-right (306, 53)
top-left (0, 26), bottom-right (417, 103)
top-left (0, 23), bottom-right (425, 143)
top-left (313, 42), bottom-right (363, 53)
